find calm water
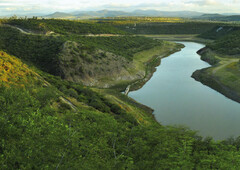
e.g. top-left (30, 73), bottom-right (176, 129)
top-left (129, 42), bottom-right (240, 140)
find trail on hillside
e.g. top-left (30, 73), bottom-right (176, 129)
top-left (212, 59), bottom-right (239, 74)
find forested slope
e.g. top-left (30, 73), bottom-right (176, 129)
top-left (0, 20), bottom-right (167, 87)
top-left (192, 25), bottom-right (240, 103)
top-left (97, 18), bottom-right (219, 35)
top-left (1, 19), bottom-right (240, 169)
top-left (1, 51), bottom-right (240, 169)
top-left (6, 18), bottom-right (127, 35)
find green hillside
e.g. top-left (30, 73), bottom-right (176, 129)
top-left (6, 18), bottom-right (127, 35)
top-left (1, 51), bottom-right (240, 169)
top-left (207, 29), bottom-right (240, 55)
top-left (1, 18), bottom-right (240, 169)
top-left (97, 18), bottom-right (219, 35)
top-left (0, 22), bottom-right (164, 85)
top-left (193, 25), bottom-right (240, 103)
top-left (196, 14), bottom-right (240, 22)
top-left (199, 25), bottom-right (240, 39)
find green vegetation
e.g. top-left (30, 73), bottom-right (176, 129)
top-left (102, 18), bottom-right (220, 35)
top-left (97, 16), bottom-right (183, 24)
top-left (1, 51), bottom-right (240, 169)
top-left (199, 25), bottom-right (240, 40)
top-left (7, 18), bottom-right (127, 35)
top-left (193, 27), bottom-right (240, 103)
top-left (0, 22), bottom-right (163, 69)
top-left (118, 22), bottom-right (219, 35)
top-left (2, 18), bottom-right (240, 169)
top-left (70, 35), bottom-right (163, 61)
top-left (0, 26), bottom-right (63, 74)
top-left (207, 29), bottom-right (240, 55)
top-left (0, 19), bottom-right (174, 88)
top-left (141, 34), bottom-right (213, 44)
top-left (192, 49), bottom-right (240, 103)
top-left (193, 22), bottom-right (240, 103)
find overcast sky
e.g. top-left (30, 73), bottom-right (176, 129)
top-left (0, 0), bottom-right (240, 16)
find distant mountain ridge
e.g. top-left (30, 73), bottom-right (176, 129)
top-left (44, 9), bottom-right (204, 18)
top-left (3, 9), bottom-right (240, 20)
top-left (45, 12), bottom-right (74, 18)
top-left (195, 13), bottom-right (240, 21)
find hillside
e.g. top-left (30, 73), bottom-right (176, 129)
top-left (193, 28), bottom-right (240, 103)
top-left (6, 18), bottom-right (127, 35)
top-left (199, 25), bottom-right (240, 39)
top-left (0, 19), bottom-right (184, 88)
top-left (97, 18), bottom-right (220, 35)
top-left (207, 30), bottom-right (240, 55)
top-left (195, 14), bottom-right (240, 22)
top-left (45, 12), bottom-right (75, 19)
top-left (1, 18), bottom-right (240, 169)
top-left (0, 51), bottom-right (40, 86)
top-left (1, 46), bottom-right (240, 169)
top-left (199, 25), bottom-right (240, 55)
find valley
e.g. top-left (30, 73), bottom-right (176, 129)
top-left (1, 17), bottom-right (240, 169)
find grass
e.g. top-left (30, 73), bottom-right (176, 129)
top-left (92, 88), bottom-right (155, 125)
top-left (0, 51), bottom-right (40, 87)
top-left (141, 34), bottom-right (214, 44)
top-left (132, 41), bottom-right (180, 71)
top-left (213, 59), bottom-right (240, 95)
top-left (107, 41), bottom-right (183, 91)
top-left (193, 49), bottom-right (240, 102)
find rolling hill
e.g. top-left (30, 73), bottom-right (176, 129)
top-left (44, 10), bottom-right (204, 19)
top-left (196, 14), bottom-right (240, 21)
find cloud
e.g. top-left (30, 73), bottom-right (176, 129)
top-left (102, 2), bottom-right (175, 11)
top-left (5, 7), bottom-right (17, 11)
top-left (187, 0), bottom-right (220, 6)
top-left (232, 0), bottom-right (240, 3)
top-left (0, 0), bottom-right (240, 16)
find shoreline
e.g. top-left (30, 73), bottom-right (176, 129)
top-left (191, 47), bottom-right (240, 104)
top-left (138, 36), bottom-right (240, 104)
top-left (107, 41), bottom-right (184, 116)
top-left (126, 43), bottom-right (184, 93)
top-left (122, 42), bottom-right (184, 117)
top-left (192, 69), bottom-right (240, 104)
top-left (141, 34), bottom-right (213, 44)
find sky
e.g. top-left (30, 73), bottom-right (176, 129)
top-left (0, 0), bottom-right (240, 16)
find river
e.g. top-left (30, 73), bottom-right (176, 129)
top-left (129, 42), bottom-right (240, 140)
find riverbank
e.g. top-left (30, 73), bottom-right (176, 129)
top-left (141, 34), bottom-right (213, 44)
top-left (144, 35), bottom-right (240, 104)
top-left (110, 41), bottom-right (184, 92)
top-left (192, 48), bottom-right (240, 103)
top-left (128, 41), bottom-right (240, 140)
top-left (101, 41), bottom-right (184, 119)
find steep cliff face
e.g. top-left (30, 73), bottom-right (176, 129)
top-left (58, 41), bottom-right (145, 87)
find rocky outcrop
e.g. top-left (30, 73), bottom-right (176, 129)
top-left (58, 41), bottom-right (145, 88)
top-left (197, 47), bottom-right (220, 65)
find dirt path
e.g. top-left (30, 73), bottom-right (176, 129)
top-left (32, 72), bottom-right (78, 111)
top-left (4, 24), bottom-right (37, 35)
top-left (59, 97), bottom-right (78, 111)
top-left (212, 59), bottom-right (239, 74)
top-left (4, 24), bottom-right (123, 37)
